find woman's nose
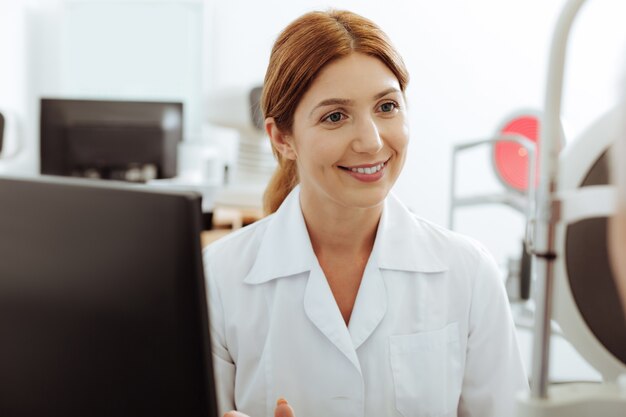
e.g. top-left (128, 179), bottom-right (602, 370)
top-left (352, 118), bottom-right (383, 154)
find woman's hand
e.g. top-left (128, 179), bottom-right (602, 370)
top-left (223, 398), bottom-right (295, 417)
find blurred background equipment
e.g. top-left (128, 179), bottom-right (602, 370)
top-left (517, 107), bottom-right (626, 416)
top-left (205, 85), bottom-right (275, 209)
top-left (553, 104), bottom-right (626, 385)
top-left (0, 108), bottom-right (21, 160)
top-left (449, 110), bottom-right (547, 301)
top-left (493, 114), bottom-right (541, 193)
top-left (449, 110), bottom-right (567, 228)
top-left (148, 84), bottom-right (272, 230)
top-left (516, 0), bottom-right (626, 415)
top-left (40, 98), bottom-right (182, 183)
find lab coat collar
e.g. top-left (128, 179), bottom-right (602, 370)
top-left (243, 186), bottom-right (447, 285)
top-left (243, 186), bottom-right (316, 284)
top-left (375, 192), bottom-right (448, 273)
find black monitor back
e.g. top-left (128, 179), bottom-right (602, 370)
top-left (40, 99), bottom-right (182, 181)
top-left (0, 176), bottom-right (217, 417)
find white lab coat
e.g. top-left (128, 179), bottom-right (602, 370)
top-left (204, 186), bottom-right (528, 417)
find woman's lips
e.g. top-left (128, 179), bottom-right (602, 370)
top-left (338, 158), bottom-right (389, 182)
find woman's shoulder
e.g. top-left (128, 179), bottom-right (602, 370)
top-left (417, 214), bottom-right (488, 252)
top-left (399, 210), bottom-right (504, 303)
top-left (388, 195), bottom-right (493, 267)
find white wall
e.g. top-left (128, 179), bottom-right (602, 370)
top-left (1, 0), bottom-right (625, 265)
top-left (0, 0), bottom-right (30, 174)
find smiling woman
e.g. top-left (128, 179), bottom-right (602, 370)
top-left (261, 10), bottom-right (408, 215)
top-left (204, 9), bottom-right (528, 417)
top-left (270, 53), bottom-right (409, 216)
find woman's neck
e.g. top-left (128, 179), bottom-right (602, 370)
top-left (299, 191), bottom-right (382, 258)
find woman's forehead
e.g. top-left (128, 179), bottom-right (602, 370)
top-left (300, 53), bottom-right (401, 108)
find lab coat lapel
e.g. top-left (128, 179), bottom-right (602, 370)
top-left (348, 257), bottom-right (387, 351)
top-left (303, 262), bottom-right (362, 374)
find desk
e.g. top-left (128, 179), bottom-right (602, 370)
top-left (211, 205), bottom-right (263, 229)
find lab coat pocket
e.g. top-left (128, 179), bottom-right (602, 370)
top-left (389, 322), bottom-right (461, 417)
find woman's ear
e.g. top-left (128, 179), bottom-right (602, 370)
top-left (266, 117), bottom-right (297, 160)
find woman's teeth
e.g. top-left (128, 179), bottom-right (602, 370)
top-left (350, 162), bottom-right (385, 175)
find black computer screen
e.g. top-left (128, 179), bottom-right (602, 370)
top-left (0, 176), bottom-right (217, 417)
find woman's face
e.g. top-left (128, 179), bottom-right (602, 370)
top-left (286, 52), bottom-right (409, 212)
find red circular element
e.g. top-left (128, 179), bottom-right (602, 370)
top-left (494, 116), bottom-right (539, 191)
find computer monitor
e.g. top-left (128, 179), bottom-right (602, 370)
top-left (0, 176), bottom-right (217, 417)
top-left (40, 98), bottom-right (183, 182)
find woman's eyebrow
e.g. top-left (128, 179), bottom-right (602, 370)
top-left (309, 98), bottom-right (353, 117)
top-left (373, 87), bottom-right (401, 100)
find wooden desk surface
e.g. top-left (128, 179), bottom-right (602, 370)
top-left (200, 205), bottom-right (264, 248)
top-left (200, 205), bottom-right (264, 247)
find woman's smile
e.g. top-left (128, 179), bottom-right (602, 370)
top-left (337, 158), bottom-right (390, 183)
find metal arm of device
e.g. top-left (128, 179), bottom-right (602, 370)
top-left (530, 0), bottom-right (589, 399)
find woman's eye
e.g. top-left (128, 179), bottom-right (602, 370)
top-left (324, 112), bottom-right (345, 123)
top-left (379, 102), bottom-right (397, 113)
